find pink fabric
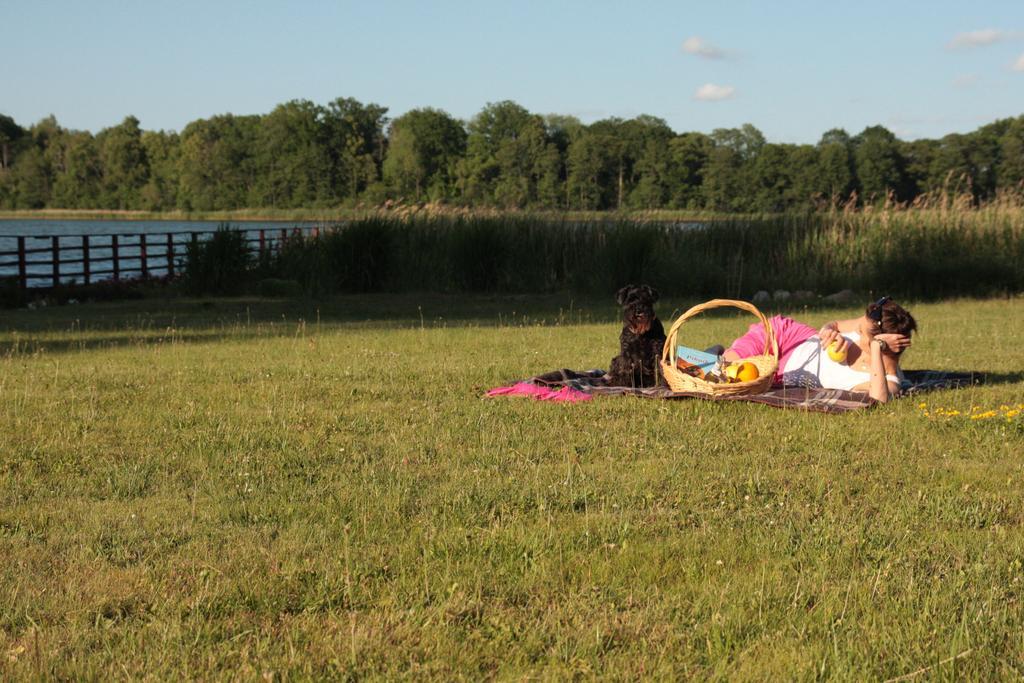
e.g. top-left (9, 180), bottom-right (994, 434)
top-left (726, 315), bottom-right (817, 382)
top-left (485, 382), bottom-right (592, 402)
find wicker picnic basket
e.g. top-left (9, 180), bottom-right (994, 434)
top-left (659, 299), bottom-right (778, 396)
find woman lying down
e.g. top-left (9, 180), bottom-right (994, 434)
top-left (722, 297), bottom-right (917, 403)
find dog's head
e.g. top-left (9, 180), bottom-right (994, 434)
top-left (616, 284), bottom-right (660, 334)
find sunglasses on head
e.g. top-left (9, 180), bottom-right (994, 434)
top-left (868, 296), bottom-right (891, 325)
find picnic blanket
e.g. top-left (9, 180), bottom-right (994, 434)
top-left (486, 369), bottom-right (980, 414)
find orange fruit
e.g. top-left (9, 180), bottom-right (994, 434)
top-left (735, 361), bottom-right (759, 382)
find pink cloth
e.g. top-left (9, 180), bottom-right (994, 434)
top-left (726, 315), bottom-right (817, 382)
top-left (485, 382), bottom-right (592, 402)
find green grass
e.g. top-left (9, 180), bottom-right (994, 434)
top-left (1, 294), bottom-right (1023, 679)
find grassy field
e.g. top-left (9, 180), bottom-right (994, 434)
top-left (1, 293), bottom-right (1023, 679)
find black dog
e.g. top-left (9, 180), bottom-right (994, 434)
top-left (607, 284), bottom-right (667, 387)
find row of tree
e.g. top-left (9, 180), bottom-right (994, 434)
top-left (2, 99), bottom-right (1023, 212)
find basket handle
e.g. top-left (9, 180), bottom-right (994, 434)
top-left (661, 298), bottom-right (779, 365)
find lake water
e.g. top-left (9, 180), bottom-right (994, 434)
top-left (0, 219), bottom-right (320, 287)
top-left (0, 217), bottom-right (708, 288)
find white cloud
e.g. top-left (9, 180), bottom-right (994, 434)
top-left (694, 83), bottom-right (736, 102)
top-left (1014, 54), bottom-right (1024, 71)
top-left (682, 36), bottom-right (727, 59)
top-left (947, 28), bottom-right (1015, 49)
top-left (952, 74), bottom-right (979, 88)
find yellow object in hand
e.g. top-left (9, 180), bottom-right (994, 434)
top-left (827, 340), bottom-right (847, 363)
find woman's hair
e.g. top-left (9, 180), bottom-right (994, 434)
top-left (867, 298), bottom-right (917, 340)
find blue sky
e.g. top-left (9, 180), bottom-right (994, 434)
top-left (4, 0), bottom-right (1023, 143)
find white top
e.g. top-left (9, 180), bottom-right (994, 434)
top-left (782, 332), bottom-right (902, 391)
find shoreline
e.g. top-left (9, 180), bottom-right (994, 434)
top-left (0, 207), bottom-right (725, 223)
top-left (3, 204), bottom-right (1017, 224)
top-left (0, 209), bottom-right (348, 222)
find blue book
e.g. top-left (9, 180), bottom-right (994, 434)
top-left (675, 345), bottom-right (720, 378)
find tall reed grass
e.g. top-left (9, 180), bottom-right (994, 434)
top-left (209, 203), bottom-right (1024, 299)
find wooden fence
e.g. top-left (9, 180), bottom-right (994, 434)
top-left (0, 226), bottom-right (319, 289)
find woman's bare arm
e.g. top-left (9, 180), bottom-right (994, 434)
top-left (817, 317), bottom-right (862, 350)
top-left (865, 339), bottom-right (901, 402)
top-left (868, 339), bottom-right (889, 401)
top-left (825, 317), bottom-right (863, 333)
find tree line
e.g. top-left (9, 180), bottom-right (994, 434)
top-left (1, 98), bottom-right (1023, 212)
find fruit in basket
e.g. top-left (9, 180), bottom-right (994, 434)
top-left (827, 339), bottom-right (848, 363)
top-left (737, 360), bottom-right (761, 382)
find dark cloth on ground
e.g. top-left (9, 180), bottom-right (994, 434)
top-left (489, 368), bottom-right (979, 414)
